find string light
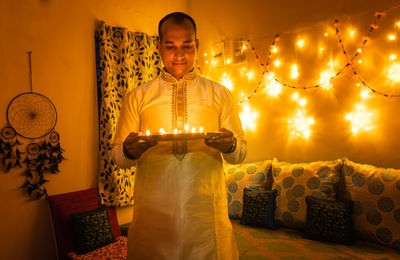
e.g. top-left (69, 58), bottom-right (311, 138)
top-left (319, 69), bottom-right (334, 90)
top-left (288, 110), bottom-right (314, 139)
top-left (324, 32), bottom-right (328, 37)
top-left (345, 104), bottom-right (374, 135)
top-left (264, 72), bottom-right (282, 97)
top-left (390, 54), bottom-right (397, 60)
top-left (271, 46), bottom-right (278, 53)
top-left (360, 89), bottom-right (371, 99)
top-left (221, 75), bottom-right (233, 90)
top-left (290, 64), bottom-right (299, 79)
top-left (246, 71), bottom-right (254, 80)
top-left (296, 39), bottom-right (305, 48)
top-left (349, 29), bottom-right (356, 38)
top-left (388, 34), bottom-right (396, 41)
top-left (226, 59), bottom-right (232, 64)
top-left (273, 59), bottom-right (281, 67)
top-left (239, 104), bottom-right (257, 131)
top-left (387, 62), bottom-right (400, 83)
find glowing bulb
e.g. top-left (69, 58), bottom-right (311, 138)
top-left (159, 128), bottom-right (166, 134)
top-left (272, 46), bottom-right (278, 53)
top-left (291, 92), bottom-right (299, 101)
top-left (205, 60), bottom-right (209, 64)
top-left (274, 59), bottom-right (281, 67)
top-left (360, 89), bottom-right (371, 99)
top-left (319, 69), bottom-right (334, 90)
top-left (221, 76), bottom-right (233, 90)
top-left (358, 60), bottom-right (363, 64)
top-left (184, 124), bottom-right (189, 132)
top-left (246, 71), bottom-right (254, 80)
top-left (290, 64), bottom-right (299, 79)
top-left (146, 130), bottom-right (150, 136)
top-left (299, 98), bottom-right (307, 107)
top-left (242, 44), bottom-right (247, 50)
top-left (390, 54), bottom-right (397, 60)
top-left (174, 128), bottom-right (178, 134)
top-left (192, 127), bottom-right (196, 133)
top-left (357, 48), bottom-right (362, 53)
top-left (324, 32), bottom-right (328, 37)
top-left (223, 72), bottom-right (227, 77)
top-left (388, 34), bottom-right (396, 41)
top-left (349, 30), bottom-right (356, 38)
top-left (296, 39), bottom-right (305, 48)
top-left (356, 83), bottom-right (361, 87)
top-left (397, 21), bottom-right (400, 28)
top-left (226, 59), bottom-right (232, 64)
top-left (239, 104), bottom-right (257, 131)
top-left (242, 67), bottom-right (246, 71)
top-left (320, 47), bottom-right (324, 52)
top-left (204, 53), bottom-right (208, 57)
top-left (178, 130), bottom-right (182, 134)
top-left (387, 62), bottom-right (400, 83)
top-left (199, 126), bottom-right (204, 133)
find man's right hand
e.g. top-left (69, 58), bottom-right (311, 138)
top-left (123, 132), bottom-right (158, 160)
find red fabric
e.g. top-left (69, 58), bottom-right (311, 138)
top-left (67, 236), bottom-right (127, 260)
top-left (48, 188), bottom-right (121, 260)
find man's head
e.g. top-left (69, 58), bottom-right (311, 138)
top-left (157, 12), bottom-right (199, 80)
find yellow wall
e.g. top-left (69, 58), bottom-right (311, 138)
top-left (0, 1), bottom-right (185, 259)
top-left (0, 0), bottom-right (400, 259)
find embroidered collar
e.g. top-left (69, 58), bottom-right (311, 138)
top-left (161, 68), bottom-right (196, 84)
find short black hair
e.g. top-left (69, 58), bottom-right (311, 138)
top-left (158, 12), bottom-right (197, 41)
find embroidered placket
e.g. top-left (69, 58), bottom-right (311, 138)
top-left (173, 81), bottom-right (187, 159)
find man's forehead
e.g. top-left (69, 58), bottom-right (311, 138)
top-left (161, 19), bottom-right (195, 36)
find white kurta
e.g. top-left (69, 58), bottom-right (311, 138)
top-left (112, 70), bottom-right (247, 260)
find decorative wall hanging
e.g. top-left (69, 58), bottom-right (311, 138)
top-left (0, 52), bottom-right (65, 199)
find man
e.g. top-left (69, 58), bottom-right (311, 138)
top-left (112, 12), bottom-right (246, 260)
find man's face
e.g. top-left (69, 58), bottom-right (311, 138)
top-left (158, 19), bottom-right (199, 80)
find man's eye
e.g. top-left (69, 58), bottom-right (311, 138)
top-left (165, 46), bottom-right (174, 50)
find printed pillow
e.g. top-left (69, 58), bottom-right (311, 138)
top-left (303, 196), bottom-right (354, 245)
top-left (70, 205), bottom-right (116, 254)
top-left (342, 158), bottom-right (400, 251)
top-left (224, 160), bottom-right (272, 219)
top-left (271, 158), bottom-right (342, 230)
top-left (240, 188), bottom-right (277, 228)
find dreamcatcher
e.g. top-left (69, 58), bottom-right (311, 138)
top-left (0, 52), bottom-right (65, 199)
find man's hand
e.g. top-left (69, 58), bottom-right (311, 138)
top-left (123, 132), bottom-right (158, 160)
top-left (204, 128), bottom-right (236, 153)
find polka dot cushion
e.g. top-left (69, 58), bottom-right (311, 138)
top-left (342, 158), bottom-right (400, 251)
top-left (271, 158), bottom-right (342, 230)
top-left (224, 160), bottom-right (272, 219)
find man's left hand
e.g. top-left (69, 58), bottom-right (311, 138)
top-left (205, 128), bottom-right (236, 153)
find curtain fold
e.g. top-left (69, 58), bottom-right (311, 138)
top-left (95, 21), bottom-right (162, 206)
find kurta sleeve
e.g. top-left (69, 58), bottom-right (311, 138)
top-left (219, 87), bottom-right (247, 164)
top-left (111, 90), bottom-right (141, 169)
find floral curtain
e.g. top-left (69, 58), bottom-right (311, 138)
top-left (95, 21), bottom-right (162, 206)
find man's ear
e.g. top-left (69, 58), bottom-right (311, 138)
top-left (157, 39), bottom-right (161, 50)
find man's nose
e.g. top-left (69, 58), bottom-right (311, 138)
top-left (175, 48), bottom-right (185, 58)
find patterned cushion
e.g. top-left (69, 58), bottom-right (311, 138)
top-left (240, 188), bottom-right (277, 228)
top-left (303, 196), bottom-right (354, 245)
top-left (271, 158), bottom-right (342, 230)
top-left (343, 158), bottom-right (400, 251)
top-left (70, 205), bottom-right (116, 254)
top-left (224, 160), bottom-right (272, 219)
top-left (67, 236), bottom-right (127, 259)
